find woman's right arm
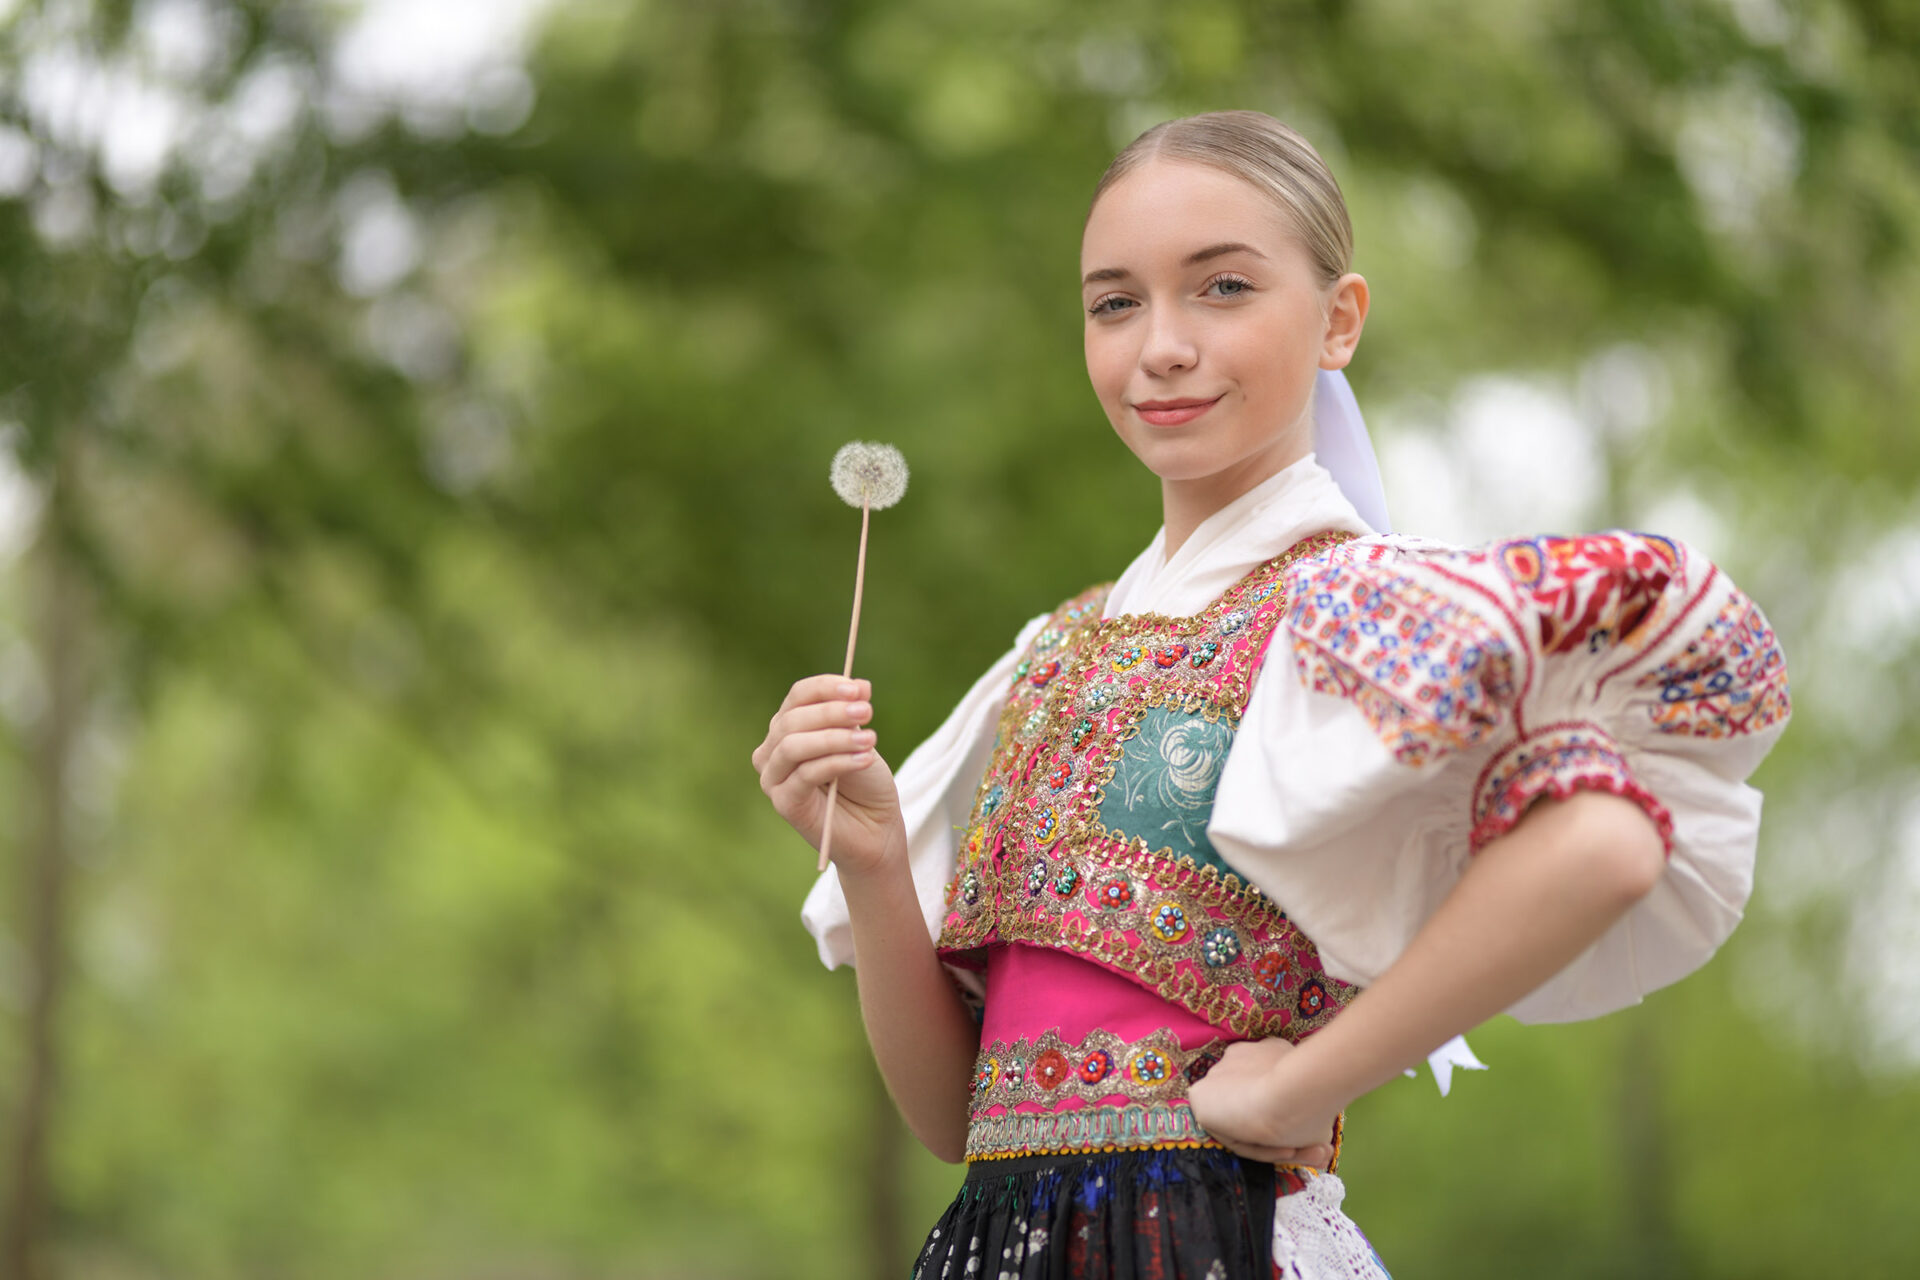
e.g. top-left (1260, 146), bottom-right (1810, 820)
top-left (753, 674), bottom-right (978, 1163)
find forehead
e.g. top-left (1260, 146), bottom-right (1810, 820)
top-left (1081, 157), bottom-right (1297, 270)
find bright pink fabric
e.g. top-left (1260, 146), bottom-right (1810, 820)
top-left (980, 942), bottom-right (1230, 1051)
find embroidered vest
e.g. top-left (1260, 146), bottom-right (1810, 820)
top-left (937, 531), bottom-right (1361, 1042)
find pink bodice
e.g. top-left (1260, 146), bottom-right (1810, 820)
top-left (963, 942), bottom-right (1256, 1162)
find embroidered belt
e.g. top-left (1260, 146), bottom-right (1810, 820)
top-left (965, 1026), bottom-right (1228, 1162)
top-left (965, 1100), bottom-right (1216, 1162)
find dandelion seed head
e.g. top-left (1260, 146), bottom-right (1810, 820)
top-left (829, 441), bottom-right (909, 510)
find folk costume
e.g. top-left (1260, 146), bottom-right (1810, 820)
top-left (801, 375), bottom-right (1791, 1279)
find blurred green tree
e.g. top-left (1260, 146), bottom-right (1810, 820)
top-left (0, 1), bottom-right (1914, 1278)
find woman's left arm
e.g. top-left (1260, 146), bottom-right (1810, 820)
top-left (1189, 788), bottom-right (1665, 1159)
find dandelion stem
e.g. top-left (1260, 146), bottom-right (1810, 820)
top-left (818, 498), bottom-right (872, 873)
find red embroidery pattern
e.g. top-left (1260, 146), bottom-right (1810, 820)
top-left (1285, 552), bottom-right (1515, 766)
top-left (1636, 590), bottom-right (1790, 738)
top-left (937, 533), bottom-right (1360, 1043)
top-left (1470, 722), bottom-right (1675, 854)
top-left (1488, 533), bottom-right (1683, 655)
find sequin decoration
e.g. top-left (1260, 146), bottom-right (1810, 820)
top-left (1151, 903), bottom-right (1190, 943)
top-left (936, 533), bottom-right (1362, 1043)
top-left (1077, 1049), bottom-right (1114, 1084)
top-left (1201, 927), bottom-right (1243, 968)
top-left (969, 1026), bottom-right (1227, 1117)
top-left (1032, 1049), bottom-right (1071, 1091)
top-left (1126, 1049), bottom-right (1173, 1087)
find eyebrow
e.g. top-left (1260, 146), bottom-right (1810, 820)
top-left (1081, 241), bottom-right (1269, 287)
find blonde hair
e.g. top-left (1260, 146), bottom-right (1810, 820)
top-left (1091, 111), bottom-right (1354, 287)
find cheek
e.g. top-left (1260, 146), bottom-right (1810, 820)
top-left (1224, 309), bottom-right (1319, 400)
top-left (1084, 330), bottom-right (1131, 403)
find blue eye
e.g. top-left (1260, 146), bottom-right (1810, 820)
top-left (1087, 295), bottom-right (1136, 317)
top-left (1206, 274), bottom-right (1252, 298)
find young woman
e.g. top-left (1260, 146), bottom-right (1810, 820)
top-left (754, 112), bottom-right (1790, 1278)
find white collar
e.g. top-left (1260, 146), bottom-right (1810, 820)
top-left (1102, 453), bottom-right (1375, 619)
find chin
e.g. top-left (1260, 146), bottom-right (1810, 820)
top-left (1116, 432), bottom-right (1253, 483)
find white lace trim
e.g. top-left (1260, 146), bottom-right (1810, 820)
top-left (1273, 1174), bottom-right (1392, 1279)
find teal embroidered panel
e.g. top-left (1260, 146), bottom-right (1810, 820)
top-left (1097, 707), bottom-right (1237, 875)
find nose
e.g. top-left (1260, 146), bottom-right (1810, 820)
top-left (1138, 307), bottom-right (1198, 378)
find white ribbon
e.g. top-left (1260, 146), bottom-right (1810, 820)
top-left (1406, 1034), bottom-right (1490, 1097)
top-left (1311, 368), bottom-right (1392, 535)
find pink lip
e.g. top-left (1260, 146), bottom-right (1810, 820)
top-left (1132, 394), bottom-right (1224, 427)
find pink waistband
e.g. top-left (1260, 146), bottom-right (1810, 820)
top-left (980, 943), bottom-right (1228, 1050)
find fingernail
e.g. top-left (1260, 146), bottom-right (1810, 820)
top-left (849, 701), bottom-right (871, 718)
top-left (838, 682), bottom-right (858, 697)
top-left (854, 730), bottom-right (876, 745)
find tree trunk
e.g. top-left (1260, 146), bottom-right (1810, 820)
top-left (1616, 1013), bottom-right (1679, 1279)
top-left (2, 443), bottom-right (86, 1280)
top-left (865, 1063), bottom-right (907, 1280)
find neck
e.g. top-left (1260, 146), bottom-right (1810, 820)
top-left (1160, 435), bottom-right (1312, 558)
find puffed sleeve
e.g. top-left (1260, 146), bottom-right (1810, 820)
top-left (1207, 531), bottom-right (1791, 1023)
top-left (800, 613), bottom-right (1050, 970)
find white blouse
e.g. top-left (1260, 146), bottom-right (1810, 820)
top-left (800, 451), bottom-right (1789, 1031)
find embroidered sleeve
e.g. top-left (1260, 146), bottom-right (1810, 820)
top-left (1283, 531), bottom-right (1787, 857)
top-left (1468, 722), bottom-right (1672, 853)
top-left (1212, 531), bottom-right (1791, 1023)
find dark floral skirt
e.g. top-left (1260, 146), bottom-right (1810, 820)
top-left (912, 1147), bottom-right (1280, 1280)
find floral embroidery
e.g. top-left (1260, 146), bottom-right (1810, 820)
top-left (1151, 903), bottom-right (1190, 943)
top-left (1471, 721), bottom-right (1675, 855)
top-left (1491, 533), bottom-right (1682, 656)
top-left (1636, 589), bottom-right (1789, 738)
top-left (1201, 927), bottom-right (1242, 968)
top-left (1077, 1049), bottom-right (1114, 1084)
top-left (936, 533), bottom-right (1361, 1043)
top-left (1251, 950), bottom-right (1294, 994)
top-left (970, 1026), bottom-right (1227, 1119)
top-left (973, 1058), bottom-right (1002, 1096)
top-left (1286, 551), bottom-right (1515, 766)
top-left (1032, 1049), bottom-right (1071, 1091)
top-left (1127, 1049), bottom-right (1173, 1086)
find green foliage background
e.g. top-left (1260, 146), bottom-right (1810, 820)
top-left (1, 0), bottom-right (1917, 1276)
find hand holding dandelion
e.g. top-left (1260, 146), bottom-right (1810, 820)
top-left (818, 442), bottom-right (909, 873)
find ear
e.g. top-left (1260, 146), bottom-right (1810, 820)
top-left (1318, 273), bottom-right (1369, 370)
